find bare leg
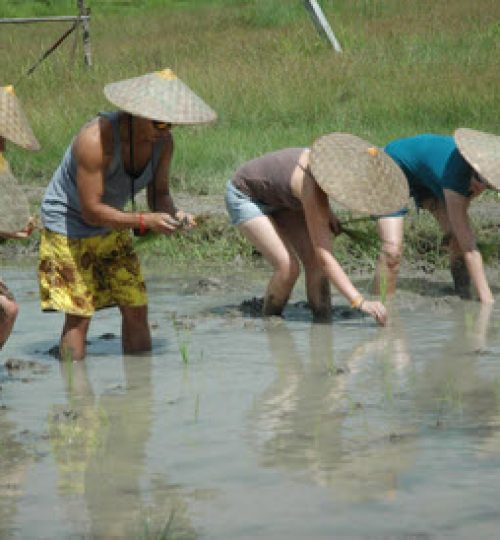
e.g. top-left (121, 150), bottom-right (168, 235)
top-left (239, 215), bottom-right (300, 316)
top-left (422, 198), bottom-right (471, 299)
top-left (60, 314), bottom-right (91, 361)
top-left (274, 210), bottom-right (331, 321)
top-left (119, 305), bottom-right (152, 354)
top-left (374, 216), bottom-right (404, 296)
top-left (0, 295), bottom-right (18, 349)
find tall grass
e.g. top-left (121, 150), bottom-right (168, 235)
top-left (3, 0), bottom-right (499, 193)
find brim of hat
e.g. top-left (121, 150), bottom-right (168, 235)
top-left (454, 128), bottom-right (500, 191)
top-left (0, 89), bottom-right (41, 151)
top-left (0, 162), bottom-right (30, 234)
top-left (103, 73), bottom-right (217, 125)
top-left (309, 133), bottom-right (410, 215)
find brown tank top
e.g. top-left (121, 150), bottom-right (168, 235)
top-left (232, 148), bottom-right (306, 210)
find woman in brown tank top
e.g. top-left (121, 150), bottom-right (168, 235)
top-left (225, 147), bottom-right (387, 325)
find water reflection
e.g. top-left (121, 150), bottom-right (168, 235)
top-left (0, 409), bottom-right (32, 538)
top-left (249, 303), bottom-right (500, 504)
top-left (248, 317), bottom-right (417, 503)
top-left (49, 355), bottom-right (198, 538)
top-left (413, 303), bottom-right (499, 430)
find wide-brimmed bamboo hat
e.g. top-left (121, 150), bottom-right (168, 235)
top-left (309, 133), bottom-right (409, 215)
top-left (0, 85), bottom-right (40, 151)
top-left (0, 154), bottom-right (30, 234)
top-left (103, 68), bottom-right (217, 125)
top-left (454, 128), bottom-right (500, 191)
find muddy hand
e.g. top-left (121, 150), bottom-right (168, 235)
top-left (360, 300), bottom-right (387, 326)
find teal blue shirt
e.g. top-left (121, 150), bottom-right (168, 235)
top-left (384, 134), bottom-right (473, 205)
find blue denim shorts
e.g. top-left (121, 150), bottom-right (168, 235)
top-left (224, 180), bottom-right (277, 226)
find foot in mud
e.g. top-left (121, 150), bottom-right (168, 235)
top-left (451, 258), bottom-right (471, 299)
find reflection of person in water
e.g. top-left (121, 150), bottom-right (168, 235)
top-left (413, 303), bottom-right (496, 427)
top-left (49, 355), bottom-right (196, 537)
top-left (248, 320), bottom-right (416, 502)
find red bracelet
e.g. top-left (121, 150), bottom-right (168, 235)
top-left (139, 213), bottom-right (146, 235)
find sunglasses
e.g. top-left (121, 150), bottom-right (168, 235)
top-left (152, 120), bottom-right (172, 131)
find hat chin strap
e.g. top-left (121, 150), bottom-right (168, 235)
top-left (127, 114), bottom-right (156, 212)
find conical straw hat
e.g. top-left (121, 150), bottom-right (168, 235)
top-left (454, 128), bottom-right (500, 191)
top-left (103, 68), bottom-right (217, 125)
top-left (0, 85), bottom-right (40, 151)
top-left (309, 133), bottom-right (409, 215)
top-left (0, 154), bottom-right (30, 234)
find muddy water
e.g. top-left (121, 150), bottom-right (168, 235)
top-left (1, 265), bottom-right (500, 539)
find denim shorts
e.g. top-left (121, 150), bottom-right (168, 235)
top-left (224, 180), bottom-right (277, 226)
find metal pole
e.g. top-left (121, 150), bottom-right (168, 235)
top-left (304, 0), bottom-right (343, 53)
top-left (77, 0), bottom-right (92, 67)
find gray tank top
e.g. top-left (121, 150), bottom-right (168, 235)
top-left (41, 111), bottom-right (165, 238)
top-left (232, 148), bottom-right (306, 210)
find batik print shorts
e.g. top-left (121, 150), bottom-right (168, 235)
top-left (38, 229), bottom-right (147, 317)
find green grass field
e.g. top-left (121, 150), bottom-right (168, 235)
top-left (2, 0), bottom-right (500, 266)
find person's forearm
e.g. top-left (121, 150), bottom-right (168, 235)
top-left (316, 247), bottom-right (362, 303)
top-left (148, 191), bottom-right (176, 215)
top-left (81, 204), bottom-right (143, 230)
top-left (464, 249), bottom-right (494, 303)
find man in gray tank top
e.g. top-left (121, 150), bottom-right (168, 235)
top-left (38, 69), bottom-right (217, 360)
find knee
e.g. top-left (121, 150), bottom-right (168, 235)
top-left (1, 299), bottom-right (19, 325)
top-left (381, 247), bottom-right (402, 273)
top-left (274, 256), bottom-right (300, 285)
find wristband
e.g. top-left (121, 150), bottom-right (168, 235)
top-left (139, 213), bottom-right (146, 235)
top-left (350, 294), bottom-right (364, 310)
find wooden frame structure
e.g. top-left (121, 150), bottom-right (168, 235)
top-left (0, 0), bottom-right (92, 68)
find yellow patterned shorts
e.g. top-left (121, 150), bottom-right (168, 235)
top-left (38, 229), bottom-right (147, 317)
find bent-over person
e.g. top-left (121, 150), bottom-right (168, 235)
top-left (0, 85), bottom-right (39, 350)
top-left (225, 133), bottom-right (409, 326)
top-left (375, 130), bottom-right (499, 303)
top-left (38, 69), bottom-right (216, 360)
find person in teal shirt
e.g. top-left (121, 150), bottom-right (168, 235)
top-left (374, 131), bottom-right (496, 304)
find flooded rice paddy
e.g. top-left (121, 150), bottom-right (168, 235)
top-left (1, 264), bottom-right (500, 539)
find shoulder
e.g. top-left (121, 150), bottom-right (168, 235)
top-left (73, 116), bottom-right (114, 171)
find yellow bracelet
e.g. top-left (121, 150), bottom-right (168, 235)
top-left (350, 294), bottom-right (364, 309)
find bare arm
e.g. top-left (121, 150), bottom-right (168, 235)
top-left (444, 189), bottom-right (494, 303)
top-left (146, 135), bottom-right (196, 227)
top-left (75, 120), bottom-right (179, 235)
top-left (299, 174), bottom-right (387, 324)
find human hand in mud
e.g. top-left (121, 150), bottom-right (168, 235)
top-left (175, 210), bottom-right (197, 229)
top-left (359, 299), bottom-right (387, 326)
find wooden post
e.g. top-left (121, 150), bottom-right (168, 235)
top-left (304, 0), bottom-right (343, 53)
top-left (77, 0), bottom-right (92, 67)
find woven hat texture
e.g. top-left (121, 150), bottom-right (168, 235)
top-left (454, 128), bottom-right (500, 191)
top-left (103, 68), bottom-right (217, 125)
top-left (309, 133), bottom-right (409, 215)
top-left (0, 86), bottom-right (40, 151)
top-left (0, 154), bottom-right (30, 234)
